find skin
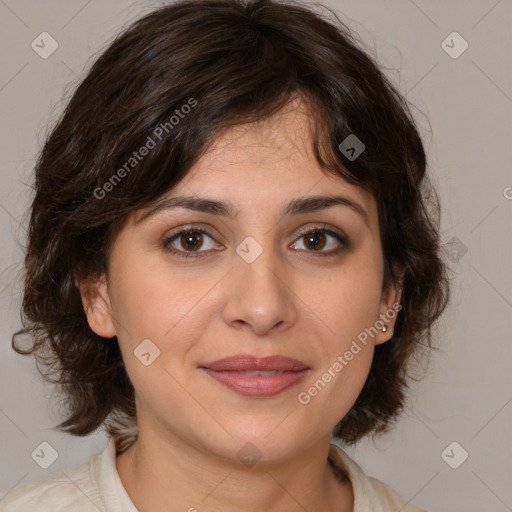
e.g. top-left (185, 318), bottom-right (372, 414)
top-left (79, 99), bottom-right (403, 512)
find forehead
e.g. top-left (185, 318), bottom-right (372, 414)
top-left (193, 98), bottom-right (328, 177)
top-left (174, 101), bottom-right (377, 220)
top-left (203, 100), bottom-right (316, 164)
top-left (127, 99), bottom-right (379, 233)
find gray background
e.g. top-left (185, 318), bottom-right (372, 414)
top-left (1, 1), bottom-right (511, 510)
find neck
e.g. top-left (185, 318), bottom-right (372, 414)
top-left (115, 428), bottom-right (354, 512)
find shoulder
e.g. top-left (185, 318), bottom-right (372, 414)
top-left (364, 474), bottom-right (427, 511)
top-left (328, 442), bottom-right (428, 512)
top-left (0, 452), bottom-right (105, 512)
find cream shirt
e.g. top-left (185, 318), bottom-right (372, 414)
top-left (0, 437), bottom-right (426, 511)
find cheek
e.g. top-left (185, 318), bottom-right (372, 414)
top-left (107, 250), bottom-right (221, 387)
top-left (109, 252), bottom-right (207, 341)
top-left (295, 264), bottom-right (381, 406)
top-left (299, 334), bottom-right (375, 426)
top-left (304, 264), bottom-right (383, 344)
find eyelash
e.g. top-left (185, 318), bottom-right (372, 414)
top-left (163, 225), bottom-right (350, 260)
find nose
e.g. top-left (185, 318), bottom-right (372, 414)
top-left (222, 241), bottom-right (298, 337)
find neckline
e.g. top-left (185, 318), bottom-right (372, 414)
top-left (105, 436), bottom-right (361, 512)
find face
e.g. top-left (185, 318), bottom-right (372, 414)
top-left (81, 100), bottom-right (402, 464)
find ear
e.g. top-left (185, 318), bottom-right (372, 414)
top-left (75, 273), bottom-right (116, 338)
top-left (374, 263), bottom-right (404, 346)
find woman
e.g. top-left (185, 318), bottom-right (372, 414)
top-left (2, 0), bottom-right (450, 510)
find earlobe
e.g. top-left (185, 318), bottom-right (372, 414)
top-left (75, 274), bottom-right (116, 338)
top-left (375, 264), bottom-right (404, 345)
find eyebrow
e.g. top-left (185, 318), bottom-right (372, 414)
top-left (136, 194), bottom-right (370, 228)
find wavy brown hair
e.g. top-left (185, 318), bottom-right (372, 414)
top-left (13, 0), bottom-right (451, 452)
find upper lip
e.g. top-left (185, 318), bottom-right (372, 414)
top-left (201, 355), bottom-right (309, 372)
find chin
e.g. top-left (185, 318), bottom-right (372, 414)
top-left (205, 419), bottom-right (315, 464)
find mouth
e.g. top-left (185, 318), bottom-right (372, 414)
top-left (200, 355), bottom-right (310, 397)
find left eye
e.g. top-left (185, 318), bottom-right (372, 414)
top-left (164, 227), bottom-right (348, 259)
top-left (291, 228), bottom-right (347, 254)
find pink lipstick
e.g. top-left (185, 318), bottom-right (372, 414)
top-left (200, 355), bottom-right (310, 397)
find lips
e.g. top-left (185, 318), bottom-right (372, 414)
top-left (202, 355), bottom-right (309, 372)
top-left (200, 355), bottom-right (310, 397)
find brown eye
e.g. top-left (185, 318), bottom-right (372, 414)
top-left (164, 228), bottom-right (218, 258)
top-left (291, 227), bottom-right (349, 256)
top-left (179, 230), bottom-right (204, 251)
top-left (303, 231), bottom-right (327, 251)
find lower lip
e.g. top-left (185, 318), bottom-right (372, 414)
top-left (202, 369), bottom-right (309, 397)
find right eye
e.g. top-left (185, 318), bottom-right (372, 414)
top-left (164, 228), bottom-right (219, 259)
